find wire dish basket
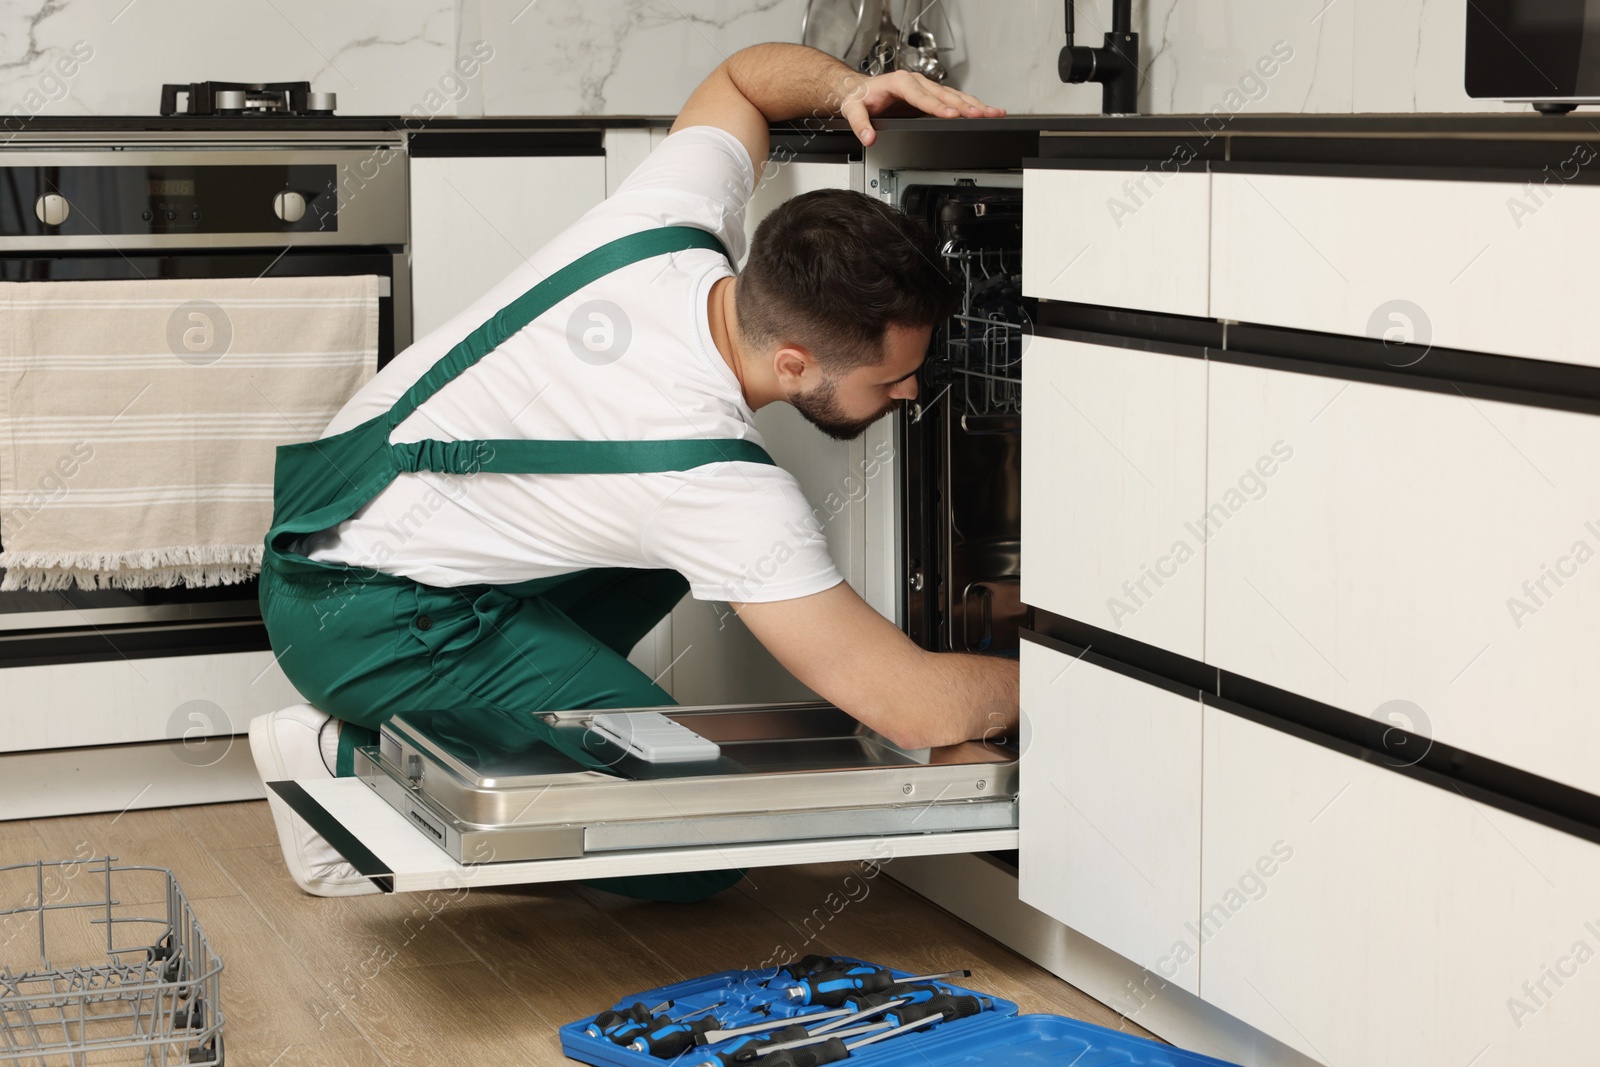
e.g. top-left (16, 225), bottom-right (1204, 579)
top-left (0, 858), bottom-right (224, 1066)
top-left (938, 242), bottom-right (1028, 418)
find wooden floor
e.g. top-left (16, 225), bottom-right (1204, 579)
top-left (0, 801), bottom-right (1153, 1066)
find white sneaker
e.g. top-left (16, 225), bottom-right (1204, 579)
top-left (249, 704), bottom-right (380, 897)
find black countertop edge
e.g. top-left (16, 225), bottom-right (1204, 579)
top-left (5, 115), bottom-right (678, 132)
top-left (15, 110), bottom-right (1600, 137)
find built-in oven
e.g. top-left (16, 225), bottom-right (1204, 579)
top-left (0, 130), bottom-right (409, 669)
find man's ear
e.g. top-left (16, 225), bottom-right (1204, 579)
top-left (772, 344), bottom-right (815, 391)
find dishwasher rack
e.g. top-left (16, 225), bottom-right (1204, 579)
top-left (939, 242), bottom-right (1028, 418)
top-left (0, 858), bottom-right (224, 1066)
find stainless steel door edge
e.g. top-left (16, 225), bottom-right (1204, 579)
top-left (371, 737), bottom-right (1016, 829)
top-left (583, 800), bottom-right (1019, 854)
top-left (355, 747), bottom-right (1017, 865)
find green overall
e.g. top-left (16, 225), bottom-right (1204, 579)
top-left (259, 226), bottom-right (773, 903)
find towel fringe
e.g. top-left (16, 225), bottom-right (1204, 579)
top-left (0, 545), bottom-right (264, 591)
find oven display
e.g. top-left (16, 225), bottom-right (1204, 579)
top-left (147, 178), bottom-right (195, 197)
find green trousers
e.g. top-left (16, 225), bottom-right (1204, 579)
top-left (260, 560), bottom-right (745, 904)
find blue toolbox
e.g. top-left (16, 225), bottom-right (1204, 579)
top-left (560, 956), bottom-right (1241, 1066)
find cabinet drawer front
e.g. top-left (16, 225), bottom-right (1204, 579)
top-left (1023, 167), bottom-right (1210, 316)
top-left (1202, 709), bottom-right (1600, 1066)
top-left (1022, 335), bottom-right (1208, 660)
top-left (1205, 360), bottom-right (1600, 795)
top-left (1019, 641), bottom-right (1203, 993)
top-left (1211, 169), bottom-right (1600, 367)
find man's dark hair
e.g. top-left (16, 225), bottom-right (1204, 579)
top-left (736, 188), bottom-right (959, 372)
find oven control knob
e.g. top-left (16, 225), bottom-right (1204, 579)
top-left (34, 194), bottom-right (69, 226)
top-left (273, 190), bottom-right (306, 223)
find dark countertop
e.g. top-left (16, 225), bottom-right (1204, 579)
top-left (16, 110), bottom-right (1598, 138)
top-left (7, 115), bottom-right (675, 133)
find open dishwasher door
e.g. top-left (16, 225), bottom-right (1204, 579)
top-left (268, 702), bottom-right (1017, 893)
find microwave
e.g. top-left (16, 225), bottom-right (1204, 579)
top-left (1466, 0), bottom-right (1600, 112)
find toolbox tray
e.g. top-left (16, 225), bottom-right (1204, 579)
top-left (559, 960), bottom-right (1240, 1067)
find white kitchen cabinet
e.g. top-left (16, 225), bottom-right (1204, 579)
top-left (1021, 334), bottom-right (1208, 660)
top-left (1201, 708), bottom-right (1600, 1066)
top-left (1019, 641), bottom-right (1204, 994)
top-left (408, 154), bottom-right (606, 338)
top-left (1211, 170), bottom-right (1600, 368)
top-left (1205, 360), bottom-right (1600, 796)
top-left (1022, 165), bottom-right (1210, 317)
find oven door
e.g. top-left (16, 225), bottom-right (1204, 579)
top-left (0, 248), bottom-right (408, 666)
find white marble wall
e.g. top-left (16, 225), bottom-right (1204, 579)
top-left (0, 0), bottom-right (460, 119)
top-left (0, 0), bottom-right (1540, 120)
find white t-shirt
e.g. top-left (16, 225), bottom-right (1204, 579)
top-left (300, 125), bottom-right (844, 604)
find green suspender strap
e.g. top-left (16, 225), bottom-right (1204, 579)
top-left (262, 225), bottom-right (776, 771)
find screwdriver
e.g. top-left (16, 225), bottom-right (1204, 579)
top-left (757, 1010), bottom-right (951, 1067)
top-left (695, 1004), bottom-right (865, 1045)
top-left (696, 984), bottom-right (934, 1047)
top-left (627, 1001), bottom-right (727, 1057)
top-left (584, 999), bottom-right (672, 1039)
top-left (692, 1024), bottom-right (812, 1067)
top-left (782, 967), bottom-right (971, 1007)
top-left (806, 985), bottom-right (944, 1035)
top-left (743, 993), bottom-right (992, 1065)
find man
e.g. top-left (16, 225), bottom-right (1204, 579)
top-left (251, 42), bottom-right (1018, 898)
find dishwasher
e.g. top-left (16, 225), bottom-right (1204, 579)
top-left (271, 161), bottom-right (1032, 895)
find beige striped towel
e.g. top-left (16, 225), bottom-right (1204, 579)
top-left (0, 276), bottom-right (379, 590)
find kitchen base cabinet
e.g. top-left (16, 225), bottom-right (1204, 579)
top-left (1022, 335), bottom-right (1208, 660)
top-left (1205, 360), bottom-right (1600, 795)
top-left (1019, 640), bottom-right (1204, 994)
top-left (1023, 165), bottom-right (1211, 317)
top-left (408, 154), bottom-right (606, 338)
top-left (1210, 170), bottom-right (1600, 368)
top-left (1201, 709), bottom-right (1600, 1066)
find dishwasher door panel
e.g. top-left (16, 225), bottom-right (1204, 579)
top-left (270, 701), bottom-right (1019, 893)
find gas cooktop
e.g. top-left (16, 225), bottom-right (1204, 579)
top-left (159, 80), bottom-right (336, 117)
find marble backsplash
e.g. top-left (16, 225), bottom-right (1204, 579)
top-left (0, 0), bottom-right (1533, 120)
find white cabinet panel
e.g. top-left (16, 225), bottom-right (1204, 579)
top-left (1211, 170), bottom-right (1600, 367)
top-left (1023, 166), bottom-right (1210, 317)
top-left (1206, 361), bottom-right (1600, 795)
top-left (1022, 335), bottom-right (1208, 660)
top-left (1019, 642), bottom-right (1203, 994)
top-left (0, 651), bottom-right (305, 753)
top-left (408, 155), bottom-right (606, 338)
top-left (1202, 709), bottom-right (1600, 1067)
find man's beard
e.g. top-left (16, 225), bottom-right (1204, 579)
top-left (790, 375), bottom-right (896, 441)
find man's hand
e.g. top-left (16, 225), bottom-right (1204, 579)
top-left (673, 45), bottom-right (1009, 171)
top-left (733, 581), bottom-right (1019, 751)
top-left (838, 69), bottom-right (1006, 146)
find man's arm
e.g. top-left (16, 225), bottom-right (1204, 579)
top-left (733, 582), bottom-right (1018, 751)
top-left (671, 43), bottom-right (1006, 171)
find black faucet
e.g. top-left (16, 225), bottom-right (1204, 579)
top-left (1058, 0), bottom-right (1140, 115)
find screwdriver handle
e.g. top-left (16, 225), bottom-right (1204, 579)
top-left (630, 1016), bottom-right (719, 1057)
top-left (776, 955), bottom-right (841, 981)
top-left (785, 966), bottom-right (892, 1006)
top-left (588, 1000), bottom-right (667, 1038)
top-left (885, 993), bottom-right (989, 1028)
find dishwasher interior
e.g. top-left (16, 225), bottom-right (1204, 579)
top-left (896, 172), bottom-right (1031, 657)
